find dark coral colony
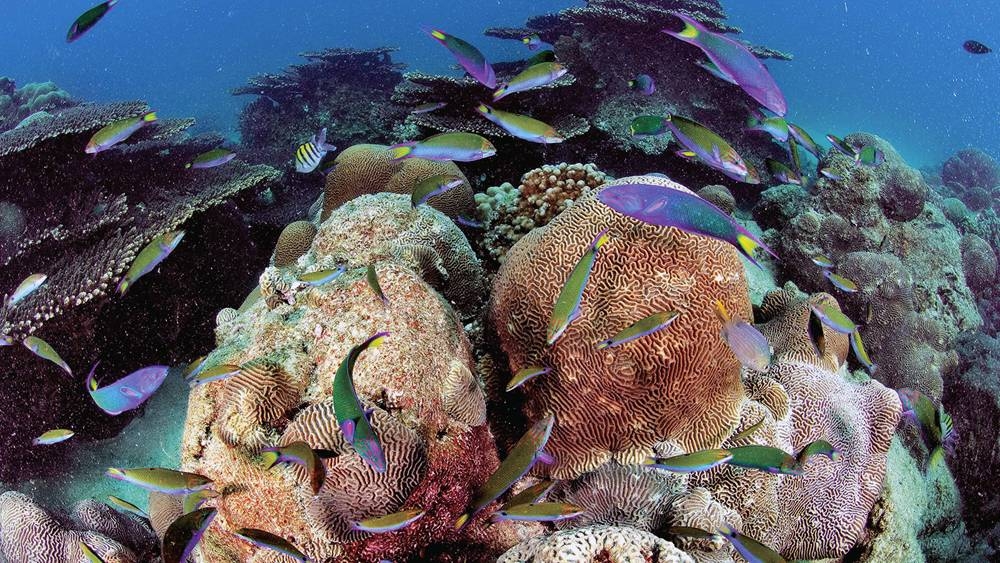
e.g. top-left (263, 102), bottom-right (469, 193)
top-left (0, 1), bottom-right (997, 562)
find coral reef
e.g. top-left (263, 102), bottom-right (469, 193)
top-left (940, 148), bottom-right (1000, 209)
top-left (475, 162), bottom-right (609, 262)
top-left (272, 220), bottom-right (317, 267)
top-left (767, 133), bottom-right (978, 399)
top-left (0, 78), bottom-right (74, 132)
top-left (498, 524), bottom-right (695, 563)
top-left (179, 193), bottom-right (512, 561)
top-left (322, 144), bottom-right (475, 221)
top-left (0, 491), bottom-right (156, 562)
top-left (491, 174), bottom-right (751, 479)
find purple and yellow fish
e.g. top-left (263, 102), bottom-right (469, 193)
top-left (262, 441), bottom-right (326, 495)
top-left (106, 467), bottom-right (213, 495)
top-left (352, 509), bottom-right (426, 533)
top-left (717, 523), bottom-right (787, 563)
top-left (333, 333), bottom-right (390, 472)
top-left (493, 62), bottom-right (567, 101)
top-left (766, 158), bottom-right (801, 185)
top-left (117, 230), bottom-right (185, 295)
top-left (664, 114), bottom-right (759, 183)
top-left (547, 230), bottom-right (611, 346)
top-left (597, 180), bottom-right (778, 268)
top-left (789, 123), bottom-right (821, 158)
top-left (664, 12), bottom-right (787, 116)
top-left (824, 270), bottom-right (859, 293)
top-left (87, 363), bottom-right (169, 415)
top-left (809, 301), bottom-right (856, 334)
top-left (727, 445), bottom-right (802, 476)
top-left (475, 104), bottom-right (564, 144)
top-left (162, 508), bottom-right (216, 563)
top-left (426, 28), bottom-right (496, 88)
top-left (85, 112), bottom-right (157, 154)
top-left (850, 329), bottom-right (877, 374)
top-left (898, 388), bottom-right (957, 466)
top-left (412, 174), bottom-right (465, 207)
top-left (714, 301), bottom-right (771, 372)
top-left (389, 132), bottom-right (496, 162)
top-left (494, 502), bottom-right (584, 522)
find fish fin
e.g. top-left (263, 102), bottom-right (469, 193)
top-left (142, 112), bottom-right (158, 123)
top-left (663, 12), bottom-right (701, 41)
top-left (388, 143), bottom-right (415, 160)
top-left (713, 300), bottom-right (730, 323)
top-left (116, 278), bottom-right (129, 295)
top-left (591, 228), bottom-right (611, 251)
top-left (929, 446), bottom-right (946, 469)
top-left (492, 87), bottom-right (507, 100)
top-left (537, 450), bottom-right (556, 464)
top-left (734, 232), bottom-right (775, 269)
top-left (86, 362), bottom-right (101, 392)
top-left (108, 0), bottom-right (120, 7)
top-left (341, 420), bottom-right (356, 443)
top-left (427, 28), bottom-right (447, 41)
top-left (675, 150), bottom-right (696, 160)
top-left (454, 513), bottom-right (471, 530)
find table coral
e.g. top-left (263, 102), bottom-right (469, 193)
top-left (490, 174), bottom-right (750, 479)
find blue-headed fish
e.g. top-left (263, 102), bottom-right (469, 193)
top-left (824, 271), bottom-right (859, 293)
top-left (523, 33), bottom-right (542, 51)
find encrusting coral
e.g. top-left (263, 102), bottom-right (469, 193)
top-left (475, 162), bottom-right (609, 262)
top-left (491, 174), bottom-right (750, 480)
top-left (179, 193), bottom-right (515, 561)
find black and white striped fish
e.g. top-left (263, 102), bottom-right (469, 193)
top-left (295, 127), bottom-right (336, 173)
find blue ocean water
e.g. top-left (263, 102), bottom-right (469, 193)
top-left (3, 1), bottom-right (996, 166)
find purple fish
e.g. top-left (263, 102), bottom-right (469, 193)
top-left (427, 28), bottom-right (496, 88)
top-left (455, 215), bottom-right (484, 228)
top-left (597, 179), bottom-right (778, 268)
top-left (628, 74), bottom-right (655, 95)
top-left (86, 362), bottom-right (170, 415)
top-left (664, 13), bottom-right (787, 116)
top-left (714, 301), bottom-right (771, 372)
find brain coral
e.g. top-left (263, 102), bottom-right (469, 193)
top-left (322, 143), bottom-right (474, 220)
top-left (498, 524), bottom-right (694, 563)
top-left (272, 220), bottom-right (317, 267)
top-left (179, 190), bottom-right (514, 561)
top-left (490, 174), bottom-right (749, 479)
top-left (960, 233), bottom-right (997, 296)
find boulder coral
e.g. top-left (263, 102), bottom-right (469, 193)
top-left (272, 220), bottom-right (318, 267)
top-left (322, 144), bottom-right (474, 221)
top-left (491, 174), bottom-right (750, 479)
top-left (179, 193), bottom-right (511, 561)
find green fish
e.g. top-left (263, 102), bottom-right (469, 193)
top-left (351, 509), bottom-right (426, 533)
top-left (412, 174), bottom-right (465, 208)
top-left (182, 355), bottom-right (209, 380)
top-left (105, 467), bottom-right (213, 495)
top-left (547, 229), bottom-right (611, 346)
top-left (746, 115), bottom-right (789, 142)
top-left (85, 112), bottom-right (158, 154)
top-left (32, 428), bottom-right (75, 446)
top-left (898, 389), bottom-right (957, 466)
top-left (811, 254), bottom-right (835, 268)
top-left (107, 495), bottom-right (148, 519)
top-left (494, 502), bottom-right (585, 522)
top-left (476, 104), bottom-right (564, 144)
top-left (809, 302), bottom-right (856, 334)
top-left (666, 526), bottom-right (718, 539)
top-left (79, 541), bottom-right (106, 563)
top-left (597, 311), bottom-right (680, 349)
top-left (789, 123), bottom-right (821, 158)
top-left (718, 523), bottom-right (787, 563)
top-left (824, 271), bottom-right (859, 293)
top-left (389, 132), bottom-right (496, 162)
top-left (850, 329), bottom-right (876, 374)
top-left (455, 414), bottom-right (555, 529)
top-left (505, 480), bottom-right (554, 508)
top-left (629, 115), bottom-right (670, 138)
top-left (506, 365), bottom-right (551, 392)
top-left (261, 441), bottom-right (326, 495)
top-left (492, 62), bottom-right (568, 101)
top-left (117, 230), bottom-right (185, 295)
top-left (367, 264), bottom-right (389, 306)
top-left (185, 147), bottom-right (236, 169)
top-left (333, 333), bottom-right (389, 473)
top-left (182, 489), bottom-right (219, 514)
top-left (67, 0), bottom-right (119, 43)
top-left (648, 449), bottom-right (733, 473)
top-left (727, 445), bottom-right (802, 475)
top-left (298, 266), bottom-right (347, 287)
top-left (6, 272), bottom-right (47, 306)
top-left (188, 364), bottom-right (241, 386)
top-left (856, 145), bottom-right (885, 167)
top-left (233, 528), bottom-right (308, 562)
top-left (795, 439), bottom-right (841, 466)
top-left (807, 306), bottom-right (827, 358)
top-left (731, 417), bottom-right (766, 442)
top-left (22, 335), bottom-right (72, 375)
top-left (665, 114), bottom-right (759, 184)
top-left (162, 508), bottom-right (216, 563)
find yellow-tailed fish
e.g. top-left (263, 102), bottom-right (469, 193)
top-left (746, 115), bottom-right (789, 142)
top-left (809, 302), bottom-right (856, 334)
top-left (186, 148), bottom-right (236, 169)
top-left (23, 335), bottom-right (72, 375)
top-left (717, 523), bottom-right (787, 563)
top-left (389, 132), bottom-right (496, 162)
top-left (351, 509), bottom-right (426, 533)
top-left (188, 364), bottom-right (241, 387)
top-left (6, 273), bottom-right (47, 306)
top-left (850, 329), bottom-right (876, 374)
top-left (85, 112), bottom-right (157, 154)
top-left (597, 311), bottom-right (679, 349)
top-left (333, 333), bottom-right (390, 472)
top-left (79, 541), bottom-right (106, 563)
top-left (425, 28), bottom-right (496, 88)
top-left (234, 528), bottom-right (308, 562)
top-left (367, 264), bottom-right (389, 306)
top-left (494, 502), bottom-right (585, 522)
top-left (506, 365), bottom-right (551, 392)
top-left (105, 467), bottom-right (213, 495)
top-left (824, 271), bottom-right (858, 293)
top-left (727, 445), bottom-right (802, 475)
top-left (505, 480), bottom-right (554, 507)
top-left (731, 417), bottom-right (766, 441)
top-left (162, 508), bottom-right (216, 563)
top-left (32, 428), bottom-right (74, 446)
top-left (492, 62), bottom-right (567, 101)
top-left (475, 104), bottom-right (564, 144)
top-left (547, 229), bottom-right (611, 346)
top-left (261, 441), bottom-right (326, 495)
top-left (182, 489), bottom-right (220, 514)
top-left (295, 127), bottom-right (336, 173)
top-left (67, 0), bottom-right (119, 42)
top-left (412, 174), bottom-right (465, 207)
top-left (298, 266), bottom-right (346, 287)
top-left (765, 158), bottom-right (801, 185)
top-left (455, 414), bottom-right (555, 529)
top-left (412, 102), bottom-right (447, 114)
top-left (628, 74), bottom-right (655, 95)
top-left (714, 301), bottom-right (771, 373)
top-left (795, 439), bottom-right (841, 466)
top-left (117, 230), bottom-right (185, 295)
top-left (662, 114), bottom-right (759, 183)
top-left (107, 495), bottom-right (148, 519)
top-left (647, 449), bottom-right (732, 472)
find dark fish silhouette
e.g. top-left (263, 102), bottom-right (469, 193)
top-left (963, 40), bottom-right (991, 54)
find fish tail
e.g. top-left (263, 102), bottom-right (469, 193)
top-left (736, 231), bottom-right (779, 268)
top-left (116, 277), bottom-right (129, 295)
top-left (454, 513), bottom-right (470, 530)
top-left (664, 12), bottom-right (701, 41)
top-left (142, 112), bottom-right (158, 123)
top-left (108, 0), bottom-right (120, 7)
top-left (492, 86), bottom-right (507, 100)
top-left (388, 143), bottom-right (415, 160)
top-left (929, 446), bottom-right (946, 469)
top-left (591, 228), bottom-right (611, 251)
top-left (713, 300), bottom-right (730, 323)
top-left (86, 362), bottom-right (100, 392)
top-left (184, 163), bottom-right (192, 169)
top-left (426, 28), bottom-right (447, 41)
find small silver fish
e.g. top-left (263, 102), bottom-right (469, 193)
top-left (6, 273), bottom-right (47, 307)
top-left (714, 301), bottom-right (771, 372)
